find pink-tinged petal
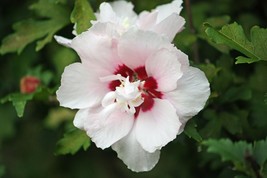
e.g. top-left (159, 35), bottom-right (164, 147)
top-left (118, 29), bottom-right (173, 69)
top-left (136, 99), bottom-right (181, 153)
top-left (54, 35), bottom-right (72, 47)
top-left (82, 104), bottom-right (134, 149)
top-left (56, 63), bottom-right (108, 109)
top-left (164, 67), bottom-right (210, 124)
top-left (95, 2), bottom-right (117, 23)
top-left (138, 11), bottom-right (158, 29)
top-left (109, 1), bottom-right (137, 22)
top-left (112, 126), bottom-right (160, 172)
top-left (152, 14), bottom-right (185, 41)
top-left (155, 0), bottom-right (183, 23)
top-left (145, 49), bottom-right (182, 92)
top-left (70, 23), bottom-right (120, 75)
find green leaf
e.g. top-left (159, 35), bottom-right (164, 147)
top-left (184, 120), bottom-right (202, 142)
top-left (55, 128), bottom-right (90, 155)
top-left (204, 22), bottom-right (267, 64)
top-left (0, 0), bottom-right (70, 54)
top-left (70, 0), bottom-right (96, 34)
top-left (203, 139), bottom-right (252, 164)
top-left (0, 93), bottom-right (35, 117)
top-left (0, 87), bottom-right (54, 118)
top-left (44, 108), bottom-right (75, 129)
top-left (197, 63), bottom-right (221, 82)
top-left (253, 138), bottom-right (267, 166)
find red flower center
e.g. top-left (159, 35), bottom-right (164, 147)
top-left (109, 64), bottom-right (162, 118)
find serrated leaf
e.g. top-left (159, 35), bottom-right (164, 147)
top-left (55, 128), bottom-right (90, 155)
top-left (0, 0), bottom-right (70, 54)
top-left (71, 0), bottom-right (96, 34)
top-left (204, 22), bottom-right (267, 64)
top-left (0, 87), bottom-right (54, 118)
top-left (0, 93), bottom-right (35, 117)
top-left (184, 120), bottom-right (202, 142)
top-left (203, 139), bottom-right (252, 164)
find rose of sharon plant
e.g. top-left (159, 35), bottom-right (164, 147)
top-left (56, 21), bottom-right (210, 171)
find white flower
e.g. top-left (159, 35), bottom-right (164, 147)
top-left (56, 23), bottom-right (210, 172)
top-left (93, 0), bottom-right (185, 41)
top-left (55, 0), bottom-right (185, 47)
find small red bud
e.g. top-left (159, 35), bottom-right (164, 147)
top-left (20, 76), bottom-right (40, 94)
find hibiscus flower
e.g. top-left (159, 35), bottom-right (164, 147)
top-left (55, 0), bottom-right (185, 46)
top-left (56, 23), bottom-right (210, 172)
top-left (93, 0), bottom-right (185, 41)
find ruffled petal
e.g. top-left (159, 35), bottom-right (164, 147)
top-left (112, 125), bottom-right (160, 172)
top-left (145, 49), bottom-right (182, 92)
top-left (136, 99), bottom-right (181, 153)
top-left (54, 35), bottom-right (72, 47)
top-left (164, 67), bottom-right (210, 124)
top-left (80, 104), bottom-right (134, 149)
top-left (109, 1), bottom-right (137, 22)
top-left (138, 11), bottom-right (158, 30)
top-left (155, 0), bottom-right (183, 23)
top-left (56, 63), bottom-right (108, 109)
top-left (70, 23), bottom-right (120, 75)
top-left (95, 2), bottom-right (117, 23)
top-left (152, 14), bottom-right (185, 41)
top-left (118, 29), bottom-right (173, 69)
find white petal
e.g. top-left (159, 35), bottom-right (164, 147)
top-left (136, 99), bottom-right (181, 153)
top-left (152, 14), bottom-right (185, 41)
top-left (155, 0), bottom-right (183, 23)
top-left (138, 11), bottom-right (157, 29)
top-left (54, 35), bottom-right (72, 47)
top-left (95, 2), bottom-right (117, 23)
top-left (83, 104), bottom-right (134, 149)
top-left (56, 63), bottom-right (108, 109)
top-left (109, 1), bottom-right (137, 22)
top-left (112, 126), bottom-right (160, 172)
top-left (118, 29), bottom-right (173, 69)
top-left (164, 67), bottom-right (210, 124)
top-left (70, 23), bottom-right (120, 75)
top-left (145, 49), bottom-right (182, 92)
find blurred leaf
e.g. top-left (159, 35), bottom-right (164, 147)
top-left (0, 106), bottom-right (17, 143)
top-left (253, 138), bottom-right (267, 166)
top-left (0, 93), bottom-right (35, 117)
top-left (55, 128), bottom-right (90, 155)
top-left (221, 86), bottom-right (252, 103)
top-left (71, 0), bottom-right (96, 34)
top-left (0, 87), bottom-right (54, 118)
top-left (198, 63), bottom-right (221, 82)
top-left (203, 139), bottom-right (252, 166)
top-left (184, 120), bottom-right (202, 142)
top-left (204, 22), bottom-right (267, 64)
top-left (220, 112), bottom-right (243, 135)
top-left (0, 0), bottom-right (70, 54)
top-left (45, 108), bottom-right (75, 129)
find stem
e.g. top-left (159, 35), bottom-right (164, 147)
top-left (185, 0), bottom-right (200, 63)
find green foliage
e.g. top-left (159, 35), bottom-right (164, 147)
top-left (204, 22), bottom-right (267, 64)
top-left (71, 0), bottom-right (96, 34)
top-left (45, 108), bottom-right (75, 129)
top-left (203, 138), bottom-right (267, 178)
top-left (0, 92), bottom-right (35, 117)
top-left (184, 120), bottom-right (202, 142)
top-left (55, 128), bottom-right (90, 155)
top-left (0, 0), bottom-right (70, 54)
